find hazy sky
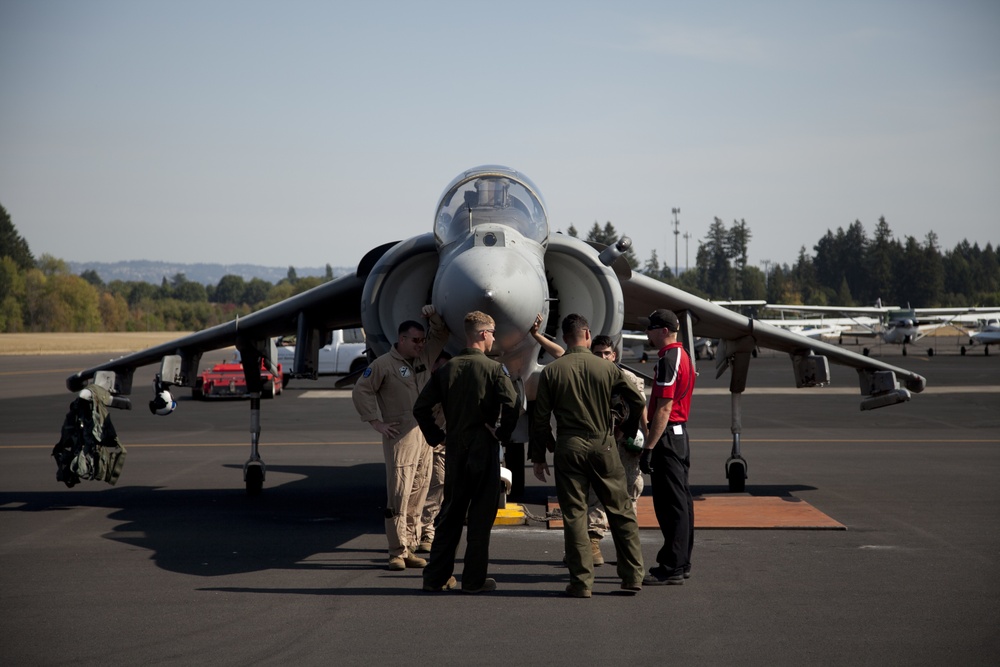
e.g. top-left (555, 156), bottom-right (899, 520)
top-left (2, 0), bottom-right (998, 273)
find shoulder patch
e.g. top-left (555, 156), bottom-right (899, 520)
top-left (500, 364), bottom-right (511, 378)
top-left (362, 367), bottom-right (372, 378)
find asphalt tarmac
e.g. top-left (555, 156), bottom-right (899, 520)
top-left (2, 346), bottom-right (999, 666)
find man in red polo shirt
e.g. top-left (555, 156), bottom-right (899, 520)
top-left (639, 309), bottom-right (696, 585)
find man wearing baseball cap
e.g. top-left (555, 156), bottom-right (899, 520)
top-left (638, 308), bottom-right (696, 585)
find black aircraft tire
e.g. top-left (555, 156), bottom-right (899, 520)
top-left (246, 467), bottom-right (264, 495)
top-left (727, 461), bottom-right (746, 493)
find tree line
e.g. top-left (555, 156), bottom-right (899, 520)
top-left (576, 217), bottom-right (999, 308)
top-left (0, 204), bottom-right (335, 332)
top-left (2, 203), bottom-right (998, 333)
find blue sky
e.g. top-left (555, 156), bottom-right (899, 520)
top-left (2, 0), bottom-right (998, 274)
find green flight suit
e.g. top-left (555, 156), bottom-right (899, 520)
top-left (414, 348), bottom-right (519, 592)
top-left (532, 346), bottom-right (646, 592)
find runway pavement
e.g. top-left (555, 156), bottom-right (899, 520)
top-left (2, 348), bottom-right (999, 666)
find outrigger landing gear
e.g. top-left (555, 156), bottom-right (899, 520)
top-left (726, 393), bottom-right (748, 493)
top-left (236, 337), bottom-right (277, 495)
top-left (716, 336), bottom-right (755, 493)
top-left (243, 395), bottom-right (265, 495)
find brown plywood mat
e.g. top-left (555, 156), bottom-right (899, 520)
top-left (546, 495), bottom-right (846, 530)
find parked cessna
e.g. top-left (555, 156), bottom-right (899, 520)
top-left (962, 318), bottom-right (1000, 356)
top-left (67, 165), bottom-right (928, 494)
top-left (764, 302), bottom-right (1000, 356)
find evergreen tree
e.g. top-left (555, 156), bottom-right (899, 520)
top-left (644, 249), bottom-right (663, 280)
top-left (866, 217), bottom-right (899, 305)
top-left (727, 219), bottom-right (752, 296)
top-left (0, 204), bottom-right (35, 271)
top-left (696, 217), bottom-right (733, 298)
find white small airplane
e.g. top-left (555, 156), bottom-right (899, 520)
top-left (66, 166), bottom-right (929, 494)
top-left (764, 302), bottom-right (1000, 356)
top-left (962, 318), bottom-right (1000, 356)
top-left (755, 316), bottom-right (879, 343)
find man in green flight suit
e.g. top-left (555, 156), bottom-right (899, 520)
top-left (414, 310), bottom-right (519, 594)
top-left (531, 313), bottom-right (646, 598)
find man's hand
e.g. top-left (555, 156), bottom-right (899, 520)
top-left (371, 420), bottom-right (400, 439)
top-left (421, 304), bottom-right (442, 325)
top-left (532, 461), bottom-right (550, 483)
top-left (530, 313), bottom-right (543, 336)
top-left (639, 448), bottom-right (653, 475)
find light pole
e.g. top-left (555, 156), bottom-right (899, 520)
top-left (671, 208), bottom-right (681, 278)
top-left (760, 259), bottom-right (772, 291)
top-left (683, 231), bottom-right (691, 273)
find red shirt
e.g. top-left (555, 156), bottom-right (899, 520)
top-left (648, 341), bottom-right (695, 424)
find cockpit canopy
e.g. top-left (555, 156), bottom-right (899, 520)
top-left (434, 165), bottom-right (548, 247)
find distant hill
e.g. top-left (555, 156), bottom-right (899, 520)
top-left (68, 260), bottom-right (353, 285)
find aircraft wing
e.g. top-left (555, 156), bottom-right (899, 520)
top-left (913, 306), bottom-right (1000, 317)
top-left (621, 272), bottom-right (926, 394)
top-left (763, 303), bottom-right (893, 316)
top-left (66, 265), bottom-right (373, 394)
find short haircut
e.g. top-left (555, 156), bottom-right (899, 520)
top-left (464, 311), bottom-right (495, 338)
top-left (561, 313), bottom-right (590, 338)
top-left (591, 334), bottom-right (614, 350)
top-left (398, 320), bottom-right (425, 335)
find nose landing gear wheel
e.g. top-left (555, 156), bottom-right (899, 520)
top-left (245, 463), bottom-right (264, 495)
top-left (726, 458), bottom-right (747, 493)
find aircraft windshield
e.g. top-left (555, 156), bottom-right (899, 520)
top-left (434, 166), bottom-right (548, 246)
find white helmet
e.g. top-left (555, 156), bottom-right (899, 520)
top-left (149, 389), bottom-right (176, 416)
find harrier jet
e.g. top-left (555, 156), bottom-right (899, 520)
top-left (67, 165), bottom-right (927, 494)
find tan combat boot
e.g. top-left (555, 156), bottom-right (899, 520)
top-left (590, 537), bottom-right (605, 566)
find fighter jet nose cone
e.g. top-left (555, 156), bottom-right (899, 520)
top-left (434, 245), bottom-right (546, 350)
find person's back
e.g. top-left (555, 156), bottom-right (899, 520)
top-left (539, 347), bottom-right (619, 437)
top-left (434, 351), bottom-right (515, 446)
top-left (531, 313), bottom-right (645, 598)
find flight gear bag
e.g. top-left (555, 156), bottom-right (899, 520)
top-left (52, 393), bottom-right (127, 487)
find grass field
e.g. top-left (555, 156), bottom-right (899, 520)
top-left (0, 333), bottom-right (195, 355)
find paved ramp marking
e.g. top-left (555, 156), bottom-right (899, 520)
top-left (695, 386), bottom-right (1000, 395)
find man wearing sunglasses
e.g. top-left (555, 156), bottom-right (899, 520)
top-left (414, 311), bottom-right (518, 593)
top-left (353, 305), bottom-right (449, 571)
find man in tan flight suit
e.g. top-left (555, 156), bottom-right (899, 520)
top-left (352, 305), bottom-right (449, 571)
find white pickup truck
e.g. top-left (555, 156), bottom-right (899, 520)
top-left (275, 328), bottom-right (369, 387)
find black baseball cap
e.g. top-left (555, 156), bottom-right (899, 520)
top-left (639, 309), bottom-right (680, 332)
